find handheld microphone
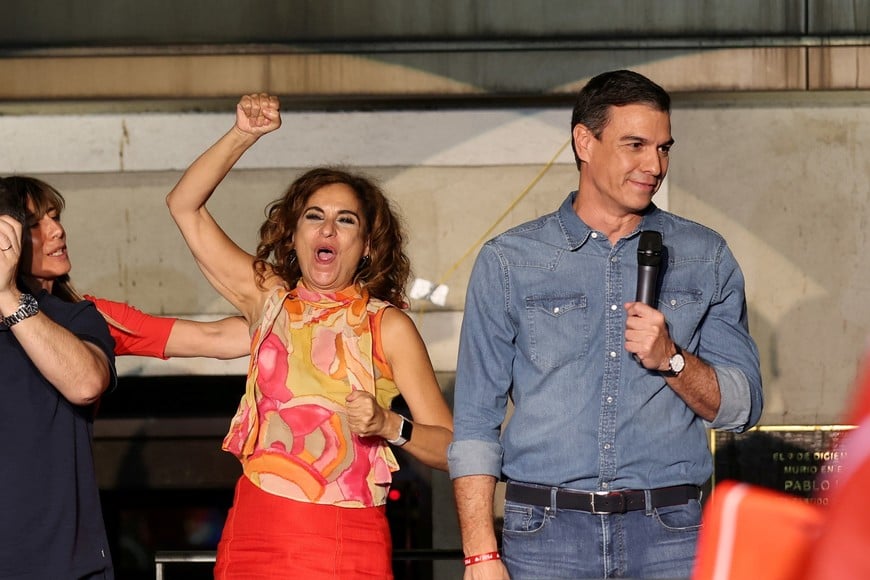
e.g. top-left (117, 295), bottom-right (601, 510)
top-left (636, 230), bottom-right (662, 308)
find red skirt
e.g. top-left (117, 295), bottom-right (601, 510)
top-left (215, 475), bottom-right (393, 579)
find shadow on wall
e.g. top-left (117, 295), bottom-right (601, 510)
top-left (748, 295), bottom-right (864, 425)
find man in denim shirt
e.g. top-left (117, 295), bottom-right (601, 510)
top-left (448, 70), bottom-right (763, 579)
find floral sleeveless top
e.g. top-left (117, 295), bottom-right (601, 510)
top-left (222, 283), bottom-right (400, 507)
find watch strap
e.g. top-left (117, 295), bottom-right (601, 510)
top-left (386, 414), bottom-right (413, 447)
top-left (1, 293), bottom-right (39, 328)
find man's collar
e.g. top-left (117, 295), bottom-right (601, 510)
top-left (558, 192), bottom-right (662, 249)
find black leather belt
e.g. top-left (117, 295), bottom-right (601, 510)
top-left (505, 482), bottom-right (700, 514)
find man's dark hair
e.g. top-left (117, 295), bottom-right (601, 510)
top-left (570, 70), bottom-right (671, 169)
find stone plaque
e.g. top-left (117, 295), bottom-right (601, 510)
top-left (712, 426), bottom-right (855, 504)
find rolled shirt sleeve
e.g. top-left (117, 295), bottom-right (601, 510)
top-left (698, 243), bottom-right (763, 432)
top-left (448, 244), bottom-right (514, 480)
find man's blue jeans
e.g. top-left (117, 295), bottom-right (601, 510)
top-left (501, 493), bottom-right (701, 579)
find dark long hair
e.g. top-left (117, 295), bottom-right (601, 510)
top-left (254, 167), bottom-right (410, 307)
top-left (0, 175), bottom-right (84, 303)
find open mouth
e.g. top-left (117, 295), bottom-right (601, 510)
top-left (315, 246), bottom-right (336, 263)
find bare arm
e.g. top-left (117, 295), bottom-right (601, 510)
top-left (624, 301), bottom-right (720, 420)
top-left (165, 316), bottom-right (251, 359)
top-left (380, 308), bottom-right (453, 470)
top-left (345, 308), bottom-right (453, 471)
top-left (91, 296), bottom-right (251, 360)
top-left (166, 93), bottom-right (282, 322)
top-left (659, 348), bottom-right (719, 419)
top-left (454, 475), bottom-right (511, 580)
top-left (6, 301), bottom-right (112, 405)
top-left (0, 217), bottom-right (110, 405)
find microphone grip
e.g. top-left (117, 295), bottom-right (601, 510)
top-left (636, 264), bottom-right (659, 307)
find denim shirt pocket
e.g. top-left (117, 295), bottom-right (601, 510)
top-left (524, 294), bottom-right (590, 371)
top-left (658, 289), bottom-right (705, 341)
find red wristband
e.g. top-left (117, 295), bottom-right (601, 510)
top-left (463, 551), bottom-right (501, 566)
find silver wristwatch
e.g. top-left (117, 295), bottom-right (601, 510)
top-left (665, 342), bottom-right (686, 377)
top-left (1, 293), bottom-right (39, 328)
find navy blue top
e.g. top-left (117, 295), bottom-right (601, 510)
top-left (0, 291), bottom-right (116, 579)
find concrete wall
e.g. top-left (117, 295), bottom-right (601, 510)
top-left (4, 3), bottom-right (870, 576)
top-left (3, 0), bottom-right (806, 45)
top-left (2, 96), bottom-right (869, 425)
top-left (0, 108), bottom-right (575, 375)
top-left (671, 94), bottom-right (870, 425)
top-left (4, 0), bottom-right (870, 102)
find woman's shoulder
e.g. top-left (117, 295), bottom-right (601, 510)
top-left (253, 283), bottom-right (292, 322)
top-left (258, 269), bottom-right (290, 293)
top-left (366, 294), bottom-right (395, 314)
top-left (375, 306), bottom-right (420, 344)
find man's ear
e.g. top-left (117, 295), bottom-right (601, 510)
top-left (573, 123), bottom-right (594, 164)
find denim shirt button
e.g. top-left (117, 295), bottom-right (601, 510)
top-left (609, 351), bottom-right (617, 358)
top-left (610, 304), bottom-right (617, 311)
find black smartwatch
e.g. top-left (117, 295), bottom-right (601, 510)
top-left (386, 415), bottom-right (414, 447)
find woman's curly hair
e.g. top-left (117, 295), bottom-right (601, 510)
top-left (254, 167), bottom-right (411, 307)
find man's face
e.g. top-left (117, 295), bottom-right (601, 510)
top-left (576, 104), bottom-right (673, 215)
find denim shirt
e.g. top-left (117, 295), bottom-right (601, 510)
top-left (448, 192), bottom-right (763, 491)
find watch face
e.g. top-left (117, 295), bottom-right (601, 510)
top-left (670, 353), bottom-right (686, 374)
top-left (400, 417), bottom-right (414, 443)
top-left (2, 293), bottom-right (39, 328)
top-left (21, 293), bottom-right (39, 315)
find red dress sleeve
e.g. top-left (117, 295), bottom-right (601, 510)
top-left (84, 295), bottom-right (176, 359)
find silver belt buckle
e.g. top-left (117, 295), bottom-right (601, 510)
top-left (591, 491), bottom-right (625, 514)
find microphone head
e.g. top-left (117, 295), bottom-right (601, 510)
top-left (637, 230), bottom-right (662, 267)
